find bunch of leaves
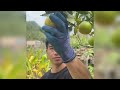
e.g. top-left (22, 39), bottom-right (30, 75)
top-left (26, 47), bottom-right (51, 79)
top-left (88, 65), bottom-right (94, 79)
top-left (70, 34), bottom-right (94, 49)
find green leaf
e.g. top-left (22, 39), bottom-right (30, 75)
top-left (78, 11), bottom-right (89, 15)
top-left (26, 61), bottom-right (32, 71)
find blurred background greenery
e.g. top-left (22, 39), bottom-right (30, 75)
top-left (0, 11), bottom-right (26, 79)
top-left (94, 11), bottom-right (120, 79)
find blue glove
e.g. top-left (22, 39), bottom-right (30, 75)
top-left (42, 12), bottom-right (76, 63)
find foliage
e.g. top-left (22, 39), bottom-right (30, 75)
top-left (41, 11), bottom-right (94, 33)
top-left (88, 65), bottom-right (94, 79)
top-left (26, 47), bottom-right (51, 79)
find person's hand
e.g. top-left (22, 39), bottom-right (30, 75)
top-left (42, 12), bottom-right (75, 63)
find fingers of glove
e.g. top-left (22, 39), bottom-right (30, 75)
top-left (42, 25), bottom-right (62, 37)
top-left (44, 32), bottom-right (58, 49)
top-left (54, 12), bottom-right (67, 25)
top-left (54, 12), bottom-right (68, 29)
top-left (49, 14), bottom-right (66, 33)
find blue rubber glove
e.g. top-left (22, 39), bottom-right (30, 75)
top-left (42, 12), bottom-right (76, 63)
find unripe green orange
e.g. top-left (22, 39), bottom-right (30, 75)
top-left (45, 17), bottom-right (56, 28)
top-left (79, 21), bottom-right (92, 34)
top-left (88, 37), bottom-right (94, 46)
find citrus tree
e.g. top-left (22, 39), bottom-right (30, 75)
top-left (26, 46), bottom-right (51, 79)
top-left (43, 11), bottom-right (94, 48)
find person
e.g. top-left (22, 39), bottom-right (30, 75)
top-left (40, 12), bottom-right (91, 79)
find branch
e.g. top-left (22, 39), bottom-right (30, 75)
top-left (75, 34), bottom-right (94, 48)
